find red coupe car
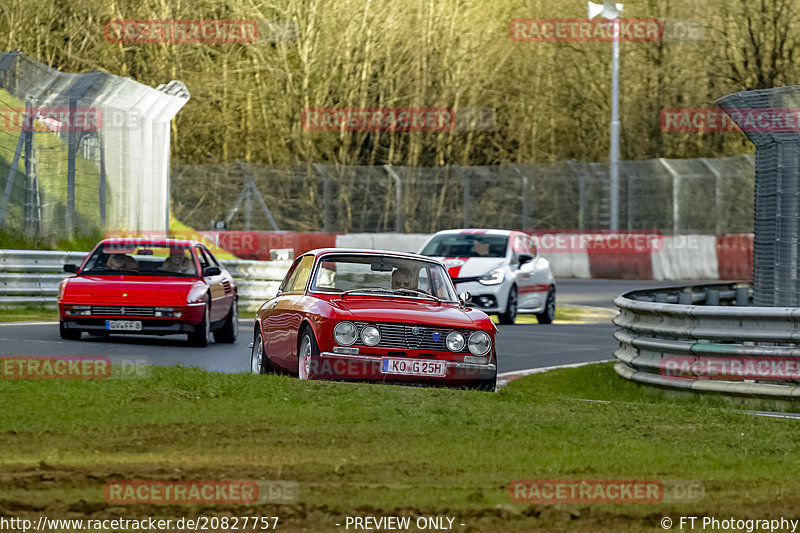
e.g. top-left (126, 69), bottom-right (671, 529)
top-left (58, 238), bottom-right (238, 346)
top-left (250, 249), bottom-right (498, 390)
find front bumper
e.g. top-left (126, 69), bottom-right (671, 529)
top-left (61, 318), bottom-right (202, 335)
top-left (308, 352), bottom-right (496, 384)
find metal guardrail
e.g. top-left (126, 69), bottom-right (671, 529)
top-left (0, 250), bottom-right (290, 311)
top-left (614, 282), bottom-right (800, 398)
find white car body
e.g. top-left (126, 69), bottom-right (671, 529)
top-left (419, 229), bottom-right (555, 323)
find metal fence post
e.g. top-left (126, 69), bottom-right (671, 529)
top-left (460, 166), bottom-right (470, 227)
top-left (566, 160), bottom-right (586, 230)
top-left (700, 157), bottom-right (722, 235)
top-left (510, 164), bottom-right (530, 230)
top-left (313, 163), bottom-right (332, 233)
top-left (659, 158), bottom-right (681, 235)
top-left (383, 164), bottom-right (403, 232)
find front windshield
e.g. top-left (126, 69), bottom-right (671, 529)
top-left (311, 254), bottom-right (457, 302)
top-left (420, 234), bottom-right (509, 258)
top-left (81, 242), bottom-right (198, 277)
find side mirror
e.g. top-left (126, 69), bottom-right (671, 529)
top-left (459, 291), bottom-right (472, 306)
top-left (518, 253), bottom-right (533, 265)
top-left (64, 264), bottom-right (78, 273)
top-left (202, 266), bottom-right (221, 277)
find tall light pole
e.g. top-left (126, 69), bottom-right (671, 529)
top-left (589, 1), bottom-right (623, 231)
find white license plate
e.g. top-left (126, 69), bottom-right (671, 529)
top-left (105, 320), bottom-right (142, 331)
top-left (381, 358), bottom-right (447, 377)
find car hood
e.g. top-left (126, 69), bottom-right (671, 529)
top-left (62, 275), bottom-right (202, 305)
top-left (330, 297), bottom-right (477, 328)
top-left (431, 256), bottom-right (507, 279)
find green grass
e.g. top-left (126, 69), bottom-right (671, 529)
top-left (0, 304), bottom-right (57, 322)
top-left (1, 362), bottom-right (799, 529)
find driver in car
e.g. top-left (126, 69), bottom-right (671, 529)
top-left (391, 266), bottom-right (413, 290)
top-left (162, 251), bottom-right (192, 274)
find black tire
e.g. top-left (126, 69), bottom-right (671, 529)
top-left (59, 321), bottom-right (81, 340)
top-left (536, 286), bottom-right (556, 324)
top-left (187, 296), bottom-right (210, 347)
top-left (250, 331), bottom-right (273, 374)
top-left (213, 298), bottom-right (238, 343)
top-left (497, 285), bottom-right (518, 325)
top-left (298, 326), bottom-right (320, 380)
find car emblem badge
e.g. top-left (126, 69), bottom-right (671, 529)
top-left (123, 293), bottom-right (127, 297)
top-left (120, 307), bottom-right (125, 314)
top-left (411, 326), bottom-right (421, 335)
top-left (432, 332), bottom-right (441, 341)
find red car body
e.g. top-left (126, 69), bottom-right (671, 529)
top-left (251, 249), bottom-right (498, 389)
top-left (58, 238), bottom-right (238, 346)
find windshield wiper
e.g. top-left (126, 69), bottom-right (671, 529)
top-left (392, 288), bottom-right (441, 302)
top-left (341, 287), bottom-right (395, 297)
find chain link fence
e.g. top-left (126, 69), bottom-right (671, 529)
top-left (0, 51), bottom-right (189, 239)
top-left (172, 156), bottom-right (755, 235)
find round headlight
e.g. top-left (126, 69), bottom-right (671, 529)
top-left (361, 325), bottom-right (381, 346)
top-left (446, 331), bottom-right (466, 352)
top-left (468, 331), bottom-right (491, 356)
top-left (334, 321), bottom-right (357, 346)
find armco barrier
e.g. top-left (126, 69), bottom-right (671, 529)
top-left (614, 282), bottom-right (800, 398)
top-left (0, 250), bottom-right (290, 311)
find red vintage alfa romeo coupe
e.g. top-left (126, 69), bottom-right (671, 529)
top-left (58, 238), bottom-right (238, 346)
top-left (250, 249), bottom-right (498, 390)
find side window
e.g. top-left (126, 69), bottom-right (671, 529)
top-left (201, 247), bottom-right (220, 266)
top-left (196, 246), bottom-right (210, 271)
top-left (287, 255), bottom-right (315, 292)
top-left (280, 258), bottom-right (303, 292)
top-left (417, 268), bottom-right (430, 293)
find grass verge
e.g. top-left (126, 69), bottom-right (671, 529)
top-left (2, 363), bottom-right (800, 531)
top-left (0, 305), bottom-right (57, 322)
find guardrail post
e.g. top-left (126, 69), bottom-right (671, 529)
top-left (736, 287), bottom-right (749, 306)
top-left (679, 290), bottom-right (692, 305)
top-left (705, 289), bottom-right (720, 306)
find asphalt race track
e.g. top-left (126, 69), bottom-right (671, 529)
top-left (0, 279), bottom-right (696, 375)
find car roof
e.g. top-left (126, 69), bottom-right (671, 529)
top-left (429, 228), bottom-right (515, 237)
top-left (304, 248), bottom-right (445, 263)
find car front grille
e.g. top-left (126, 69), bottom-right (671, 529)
top-left (91, 306), bottom-right (156, 317)
top-left (354, 322), bottom-right (471, 352)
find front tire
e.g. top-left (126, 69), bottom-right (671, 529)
top-left (536, 286), bottom-right (556, 324)
top-left (213, 298), bottom-right (238, 343)
top-left (59, 321), bottom-right (81, 340)
top-left (470, 356), bottom-right (497, 391)
top-left (298, 327), bottom-right (319, 380)
top-left (250, 331), bottom-right (272, 374)
top-left (187, 296), bottom-right (210, 347)
top-left (497, 285), bottom-right (518, 325)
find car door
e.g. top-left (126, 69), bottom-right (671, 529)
top-left (196, 245), bottom-right (226, 322)
top-left (202, 246), bottom-right (235, 318)
top-left (510, 233), bottom-right (537, 308)
top-left (267, 254), bottom-right (315, 370)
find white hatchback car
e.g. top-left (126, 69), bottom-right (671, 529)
top-left (419, 229), bottom-right (555, 324)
